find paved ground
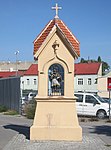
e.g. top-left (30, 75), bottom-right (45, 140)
top-left (0, 114), bottom-right (111, 150)
top-left (2, 134), bottom-right (111, 150)
top-left (3, 134), bottom-right (110, 150)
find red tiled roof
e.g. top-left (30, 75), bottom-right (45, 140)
top-left (0, 71), bottom-right (24, 78)
top-left (33, 18), bottom-right (80, 58)
top-left (75, 63), bottom-right (101, 75)
top-left (0, 63), bottom-right (100, 77)
top-left (24, 64), bottom-right (38, 75)
top-left (0, 72), bottom-right (15, 78)
top-left (23, 63), bottom-right (101, 76)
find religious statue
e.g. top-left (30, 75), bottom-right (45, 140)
top-left (49, 68), bottom-right (62, 94)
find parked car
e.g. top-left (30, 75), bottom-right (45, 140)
top-left (21, 96), bottom-right (26, 104)
top-left (74, 92), bottom-right (110, 119)
top-left (102, 97), bottom-right (111, 104)
top-left (27, 92), bottom-right (37, 101)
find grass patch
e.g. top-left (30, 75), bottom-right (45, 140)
top-left (88, 117), bottom-right (99, 122)
top-left (106, 119), bottom-right (111, 123)
top-left (4, 110), bottom-right (18, 115)
top-left (79, 116), bottom-right (100, 122)
top-left (0, 105), bottom-right (8, 112)
top-left (105, 144), bottom-right (111, 147)
top-left (79, 117), bottom-right (87, 122)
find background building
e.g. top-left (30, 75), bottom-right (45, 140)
top-left (98, 71), bottom-right (111, 98)
top-left (21, 64), bottom-right (38, 92)
top-left (74, 62), bottom-right (102, 93)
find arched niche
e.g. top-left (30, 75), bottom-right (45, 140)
top-left (48, 63), bottom-right (64, 96)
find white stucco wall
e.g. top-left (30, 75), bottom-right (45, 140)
top-left (74, 74), bottom-right (98, 93)
top-left (21, 76), bottom-right (38, 91)
top-left (21, 74), bottom-right (98, 93)
top-left (98, 77), bottom-right (108, 97)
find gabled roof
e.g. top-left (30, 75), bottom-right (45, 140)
top-left (75, 63), bottom-right (101, 75)
top-left (24, 64), bottom-right (38, 75)
top-left (33, 18), bottom-right (80, 58)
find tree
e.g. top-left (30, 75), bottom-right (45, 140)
top-left (80, 58), bottom-right (85, 63)
top-left (97, 56), bottom-right (102, 62)
top-left (102, 61), bottom-right (110, 75)
top-left (80, 58), bottom-right (88, 63)
top-left (79, 56), bottom-right (110, 75)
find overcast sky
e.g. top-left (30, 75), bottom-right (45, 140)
top-left (0, 0), bottom-right (111, 67)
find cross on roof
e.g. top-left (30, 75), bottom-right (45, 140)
top-left (52, 3), bottom-right (62, 19)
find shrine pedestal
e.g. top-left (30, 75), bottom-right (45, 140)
top-left (30, 96), bottom-right (82, 141)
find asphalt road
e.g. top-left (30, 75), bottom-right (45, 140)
top-left (0, 114), bottom-right (32, 150)
top-left (0, 114), bottom-right (111, 150)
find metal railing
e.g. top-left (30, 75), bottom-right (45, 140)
top-left (48, 87), bottom-right (64, 96)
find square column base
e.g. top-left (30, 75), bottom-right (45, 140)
top-left (30, 96), bottom-right (82, 141)
top-left (30, 126), bottom-right (82, 141)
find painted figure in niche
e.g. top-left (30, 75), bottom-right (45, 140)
top-left (49, 68), bottom-right (62, 93)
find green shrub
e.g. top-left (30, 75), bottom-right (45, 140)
top-left (4, 110), bottom-right (18, 115)
top-left (24, 99), bottom-right (36, 119)
top-left (88, 117), bottom-right (99, 122)
top-left (0, 105), bottom-right (8, 112)
top-left (80, 118), bottom-right (87, 122)
top-left (105, 144), bottom-right (111, 147)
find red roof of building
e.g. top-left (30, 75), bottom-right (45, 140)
top-left (24, 64), bottom-right (38, 75)
top-left (0, 71), bottom-right (24, 78)
top-left (0, 63), bottom-right (100, 78)
top-left (75, 63), bottom-right (101, 75)
top-left (24, 63), bottom-right (101, 76)
top-left (33, 18), bottom-right (80, 58)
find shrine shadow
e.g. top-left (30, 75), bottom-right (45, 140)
top-left (89, 125), bottom-right (111, 137)
top-left (3, 124), bottom-right (30, 139)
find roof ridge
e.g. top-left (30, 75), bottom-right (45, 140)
top-left (55, 24), bottom-right (78, 57)
top-left (34, 18), bottom-right (80, 58)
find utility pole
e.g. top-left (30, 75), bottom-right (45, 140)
top-left (107, 78), bottom-right (111, 121)
top-left (14, 50), bottom-right (19, 76)
top-left (109, 90), bottom-right (111, 121)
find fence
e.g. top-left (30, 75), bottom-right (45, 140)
top-left (0, 77), bottom-right (21, 113)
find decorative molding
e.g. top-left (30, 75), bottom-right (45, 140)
top-left (52, 40), bottom-right (59, 55)
top-left (41, 55), bottom-right (72, 74)
top-left (56, 54), bottom-right (72, 73)
top-left (40, 40), bottom-right (72, 74)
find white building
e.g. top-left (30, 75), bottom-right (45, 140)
top-left (21, 64), bottom-right (38, 91)
top-left (0, 62), bottom-right (104, 96)
top-left (21, 62), bottom-right (102, 94)
top-left (74, 62), bottom-right (102, 93)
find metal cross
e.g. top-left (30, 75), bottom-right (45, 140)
top-left (52, 3), bottom-right (62, 18)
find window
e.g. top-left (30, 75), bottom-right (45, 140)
top-left (95, 78), bottom-right (97, 84)
top-left (88, 78), bottom-right (91, 85)
top-left (75, 94), bottom-right (83, 102)
top-left (78, 78), bottom-right (83, 85)
top-left (48, 63), bottom-right (64, 96)
top-left (85, 95), bottom-right (96, 103)
top-left (27, 79), bottom-right (30, 85)
top-left (33, 79), bottom-right (37, 85)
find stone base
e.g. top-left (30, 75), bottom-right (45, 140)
top-left (30, 126), bottom-right (82, 141)
top-left (30, 96), bottom-right (82, 141)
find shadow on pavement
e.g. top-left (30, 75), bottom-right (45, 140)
top-left (90, 125), bottom-right (111, 137)
top-left (3, 124), bottom-right (30, 139)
